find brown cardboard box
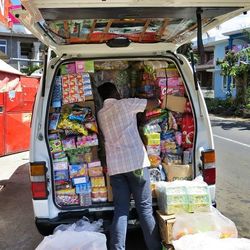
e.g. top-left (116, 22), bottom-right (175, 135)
top-left (164, 95), bottom-right (187, 113)
top-left (105, 173), bottom-right (113, 202)
top-left (162, 163), bottom-right (192, 182)
top-left (156, 210), bottom-right (176, 245)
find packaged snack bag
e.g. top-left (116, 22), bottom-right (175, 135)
top-left (69, 163), bottom-right (88, 178)
top-left (147, 145), bottom-right (161, 156)
top-left (53, 151), bottom-right (66, 159)
top-left (62, 137), bottom-right (76, 151)
top-left (53, 157), bottom-right (68, 170)
top-left (181, 114), bottom-right (194, 149)
top-left (60, 63), bottom-right (76, 75)
top-left (145, 133), bottom-right (161, 146)
top-left (52, 76), bottom-right (62, 108)
top-left (90, 176), bottom-right (105, 188)
top-left (54, 169), bottom-right (69, 181)
top-left (49, 113), bottom-right (60, 130)
top-left (49, 139), bottom-right (63, 153)
top-left (88, 166), bottom-right (103, 177)
top-left (72, 176), bottom-right (89, 185)
top-left (91, 187), bottom-right (108, 203)
top-left (88, 161), bottom-right (101, 168)
top-left (56, 192), bottom-right (79, 206)
top-left (148, 155), bottom-right (161, 167)
top-left (85, 122), bottom-right (98, 133)
top-left (58, 114), bottom-right (88, 135)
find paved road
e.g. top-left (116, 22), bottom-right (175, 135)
top-left (210, 116), bottom-right (250, 238)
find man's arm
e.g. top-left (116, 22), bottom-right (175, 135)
top-left (146, 98), bottom-right (161, 111)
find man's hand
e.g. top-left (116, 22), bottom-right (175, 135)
top-left (146, 98), bottom-right (161, 111)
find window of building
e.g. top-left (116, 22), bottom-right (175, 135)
top-left (0, 39), bottom-right (7, 54)
top-left (197, 71), bottom-right (213, 90)
top-left (20, 42), bottom-right (33, 58)
top-left (223, 76), bottom-right (235, 89)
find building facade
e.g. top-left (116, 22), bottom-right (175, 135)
top-left (195, 29), bottom-right (250, 99)
top-left (0, 23), bottom-right (43, 72)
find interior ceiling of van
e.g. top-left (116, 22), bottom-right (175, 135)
top-left (37, 7), bottom-right (240, 45)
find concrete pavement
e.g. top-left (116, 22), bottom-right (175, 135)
top-left (0, 155), bottom-right (43, 250)
top-left (0, 151), bottom-right (29, 181)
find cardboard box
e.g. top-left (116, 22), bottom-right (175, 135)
top-left (164, 95), bottom-right (187, 113)
top-left (105, 173), bottom-right (113, 202)
top-left (156, 210), bottom-right (176, 245)
top-left (162, 163), bottom-right (192, 182)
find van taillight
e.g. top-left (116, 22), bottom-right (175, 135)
top-left (30, 162), bottom-right (48, 199)
top-left (201, 150), bottom-right (216, 185)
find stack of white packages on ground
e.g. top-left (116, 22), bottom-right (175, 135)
top-left (36, 217), bottom-right (107, 250)
top-left (155, 176), bottom-right (211, 215)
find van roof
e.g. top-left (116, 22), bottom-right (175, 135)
top-left (13, 1), bottom-right (250, 55)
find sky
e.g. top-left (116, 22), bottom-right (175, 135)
top-left (11, 0), bottom-right (20, 5)
top-left (201, 12), bottom-right (250, 42)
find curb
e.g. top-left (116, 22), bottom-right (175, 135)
top-left (209, 114), bottom-right (250, 123)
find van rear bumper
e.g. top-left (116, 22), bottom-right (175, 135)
top-left (35, 207), bottom-right (142, 236)
top-left (35, 209), bottom-right (114, 236)
top-left (36, 217), bottom-right (65, 236)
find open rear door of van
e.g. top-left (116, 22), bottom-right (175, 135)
top-left (13, 1), bottom-right (250, 55)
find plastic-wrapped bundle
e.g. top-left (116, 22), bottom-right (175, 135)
top-left (155, 181), bottom-right (188, 215)
top-left (172, 207), bottom-right (238, 241)
top-left (155, 178), bottom-right (211, 215)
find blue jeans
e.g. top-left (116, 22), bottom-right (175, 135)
top-left (110, 167), bottom-right (161, 250)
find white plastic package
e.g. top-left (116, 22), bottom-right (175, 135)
top-left (53, 216), bottom-right (103, 233)
top-left (36, 217), bottom-right (107, 250)
top-left (172, 207), bottom-right (238, 240)
top-left (173, 232), bottom-right (250, 250)
top-left (36, 231), bottom-right (107, 250)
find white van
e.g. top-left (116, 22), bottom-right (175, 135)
top-left (13, 0), bottom-right (250, 236)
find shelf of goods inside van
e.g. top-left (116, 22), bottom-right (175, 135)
top-left (47, 59), bottom-right (195, 207)
top-left (48, 63), bottom-right (109, 207)
top-left (132, 61), bottom-right (195, 197)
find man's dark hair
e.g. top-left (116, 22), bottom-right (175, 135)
top-left (97, 82), bottom-right (119, 101)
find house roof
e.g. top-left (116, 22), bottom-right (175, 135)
top-left (0, 59), bottom-right (23, 75)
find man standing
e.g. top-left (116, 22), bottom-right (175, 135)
top-left (97, 82), bottom-right (161, 250)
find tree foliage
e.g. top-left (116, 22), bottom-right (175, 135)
top-left (216, 49), bottom-right (250, 77)
top-left (21, 65), bottom-right (42, 76)
top-left (217, 49), bottom-right (250, 105)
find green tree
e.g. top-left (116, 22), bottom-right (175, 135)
top-left (21, 65), bottom-right (42, 76)
top-left (217, 49), bottom-right (250, 106)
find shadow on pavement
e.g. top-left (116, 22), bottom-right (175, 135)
top-left (211, 120), bottom-right (250, 131)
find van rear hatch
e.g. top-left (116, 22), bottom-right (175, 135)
top-left (14, 1), bottom-right (250, 55)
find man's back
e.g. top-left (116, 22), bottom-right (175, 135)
top-left (98, 98), bottom-right (150, 175)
